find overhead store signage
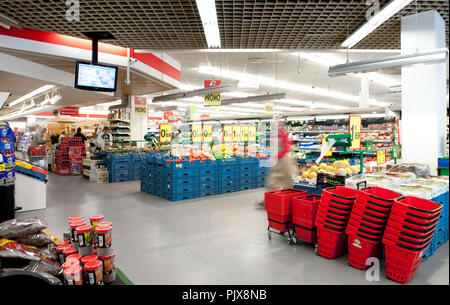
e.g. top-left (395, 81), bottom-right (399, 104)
top-left (266, 101), bottom-right (274, 115)
top-left (204, 80), bottom-right (221, 106)
top-left (223, 126), bottom-right (232, 142)
top-left (202, 125), bottom-right (212, 143)
top-left (232, 126), bottom-right (241, 142)
top-left (240, 126), bottom-right (249, 142)
top-left (191, 124), bottom-right (202, 143)
top-left (377, 150), bottom-right (387, 165)
top-left (134, 96), bottom-right (147, 116)
top-left (59, 107), bottom-right (79, 116)
top-left (159, 124), bottom-right (172, 143)
top-left (349, 115), bottom-right (361, 149)
top-left (248, 126), bottom-right (256, 142)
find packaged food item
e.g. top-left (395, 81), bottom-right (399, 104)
top-left (62, 259), bottom-right (79, 271)
top-left (90, 215), bottom-right (104, 244)
top-left (66, 253), bottom-right (82, 263)
top-left (24, 259), bottom-right (62, 277)
top-left (56, 244), bottom-right (71, 264)
top-left (0, 218), bottom-right (46, 239)
top-left (100, 251), bottom-right (116, 283)
top-left (15, 231), bottom-right (58, 247)
top-left (96, 225), bottom-right (112, 257)
top-left (80, 255), bottom-right (98, 267)
top-left (84, 259), bottom-right (104, 285)
top-left (386, 163), bottom-right (431, 177)
top-left (0, 238), bottom-right (41, 261)
top-left (68, 215), bottom-right (84, 222)
top-left (69, 220), bottom-right (85, 250)
top-left (62, 246), bottom-right (77, 262)
top-left (64, 266), bottom-right (83, 285)
top-left (76, 225), bottom-right (93, 256)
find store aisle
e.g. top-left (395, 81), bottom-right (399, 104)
top-left (32, 174), bottom-right (449, 285)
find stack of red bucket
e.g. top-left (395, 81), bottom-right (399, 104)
top-left (383, 196), bottom-right (442, 283)
top-left (265, 189), bottom-right (307, 233)
top-left (292, 194), bottom-right (321, 243)
top-left (315, 186), bottom-right (357, 259)
top-left (346, 187), bottom-right (402, 270)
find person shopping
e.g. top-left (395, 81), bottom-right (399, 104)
top-left (74, 127), bottom-right (87, 142)
top-left (96, 126), bottom-right (112, 151)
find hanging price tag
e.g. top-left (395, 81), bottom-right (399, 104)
top-left (240, 126), bottom-right (249, 142)
top-left (377, 150), bottom-right (386, 165)
top-left (191, 125), bottom-right (202, 143)
top-left (349, 115), bottom-right (361, 149)
top-left (223, 126), bottom-right (232, 142)
top-left (202, 125), bottom-right (212, 143)
top-left (322, 137), bottom-right (332, 157)
top-left (232, 126), bottom-right (241, 142)
top-left (248, 126), bottom-right (256, 142)
top-left (159, 124), bottom-right (172, 143)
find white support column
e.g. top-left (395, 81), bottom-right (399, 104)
top-left (359, 73), bottom-right (370, 108)
top-left (130, 96), bottom-right (147, 148)
top-left (401, 10), bottom-right (447, 175)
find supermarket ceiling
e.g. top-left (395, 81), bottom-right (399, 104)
top-left (0, 0), bottom-right (448, 50)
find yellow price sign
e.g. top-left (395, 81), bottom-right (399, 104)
top-left (159, 124), bottom-right (172, 143)
top-left (240, 126), bottom-right (249, 142)
top-left (202, 125), bottom-right (212, 143)
top-left (377, 150), bottom-right (387, 165)
top-left (232, 126), bottom-right (241, 142)
top-left (349, 115), bottom-right (361, 149)
top-left (321, 137), bottom-right (332, 157)
top-left (0, 164), bottom-right (5, 172)
top-left (191, 124), bottom-right (202, 143)
top-left (266, 101), bottom-right (274, 114)
top-left (223, 126), bottom-right (232, 142)
top-left (204, 94), bottom-right (221, 106)
top-left (248, 126), bottom-right (256, 142)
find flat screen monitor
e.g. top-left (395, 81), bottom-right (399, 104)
top-left (74, 61), bottom-right (118, 92)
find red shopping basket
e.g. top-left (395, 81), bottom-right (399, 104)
top-left (292, 195), bottom-right (321, 228)
top-left (265, 189), bottom-right (307, 216)
top-left (383, 237), bottom-right (429, 283)
top-left (384, 225), bottom-right (436, 241)
top-left (294, 224), bottom-right (317, 243)
top-left (354, 197), bottom-right (393, 212)
top-left (386, 218), bottom-right (437, 237)
top-left (392, 196), bottom-right (443, 218)
top-left (347, 219), bottom-right (385, 235)
top-left (357, 187), bottom-right (402, 205)
top-left (383, 230), bottom-right (434, 245)
top-left (348, 213), bottom-right (386, 229)
top-left (387, 213), bottom-right (439, 231)
top-left (352, 201), bottom-right (391, 218)
top-left (346, 222), bottom-right (384, 239)
top-left (347, 231), bottom-right (384, 270)
top-left (316, 225), bottom-right (347, 259)
top-left (351, 205), bottom-right (390, 223)
top-left (267, 212), bottom-right (293, 233)
top-left (391, 205), bottom-right (441, 223)
top-left (322, 186), bottom-right (357, 204)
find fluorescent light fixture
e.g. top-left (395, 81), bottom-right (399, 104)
top-left (341, 0), bottom-right (414, 48)
top-left (50, 94), bottom-right (62, 105)
top-left (8, 85), bottom-right (56, 107)
top-left (195, 0), bottom-right (221, 48)
top-left (152, 84), bottom-right (233, 102)
top-left (328, 48), bottom-right (449, 77)
top-left (219, 93), bottom-right (287, 106)
top-left (197, 65), bottom-right (359, 104)
top-left (0, 13), bottom-right (20, 29)
top-left (0, 92), bottom-right (11, 110)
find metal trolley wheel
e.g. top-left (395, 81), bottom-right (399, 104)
top-left (314, 243), bottom-right (319, 255)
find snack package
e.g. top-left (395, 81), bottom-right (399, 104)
top-left (24, 259), bottom-right (62, 277)
top-left (386, 163), bottom-right (431, 177)
top-left (0, 218), bottom-right (47, 239)
top-left (15, 231), bottom-right (59, 247)
top-left (0, 238), bottom-right (42, 261)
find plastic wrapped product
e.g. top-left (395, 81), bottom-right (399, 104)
top-left (69, 220), bottom-right (85, 250)
top-left (84, 260), bottom-right (104, 285)
top-left (15, 231), bottom-right (57, 247)
top-left (386, 163), bottom-right (431, 177)
top-left (0, 238), bottom-right (42, 261)
top-left (100, 251), bottom-right (116, 283)
top-left (64, 266), bottom-right (83, 285)
top-left (0, 218), bottom-right (47, 239)
top-left (39, 244), bottom-right (58, 261)
top-left (36, 271), bottom-right (63, 285)
top-left (76, 225), bottom-right (93, 256)
top-left (24, 259), bottom-right (62, 277)
top-left (56, 244), bottom-right (71, 264)
top-left (96, 225), bottom-right (112, 257)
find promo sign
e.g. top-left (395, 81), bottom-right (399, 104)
top-left (59, 107), bottom-right (79, 116)
top-left (223, 126), bottom-right (232, 142)
top-left (248, 126), bottom-right (256, 142)
top-left (204, 80), bottom-right (221, 106)
top-left (202, 125), bottom-right (212, 143)
top-left (240, 126), bottom-right (249, 142)
top-left (191, 124), bottom-right (202, 143)
top-left (232, 126), bottom-right (241, 142)
top-left (349, 115), bottom-right (361, 149)
top-left (134, 97), bottom-right (147, 116)
top-left (377, 150), bottom-right (386, 165)
top-left (159, 124), bottom-right (172, 143)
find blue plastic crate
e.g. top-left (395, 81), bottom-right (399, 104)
top-left (292, 184), bottom-right (324, 195)
top-left (219, 184), bottom-right (236, 193)
top-left (237, 184), bottom-right (252, 191)
top-left (105, 154), bottom-right (131, 163)
top-left (202, 169), bottom-right (217, 176)
top-left (169, 191), bottom-right (196, 201)
top-left (197, 189), bottom-right (218, 197)
top-left (106, 161), bottom-right (129, 170)
top-left (421, 244), bottom-right (434, 262)
top-left (438, 158), bottom-right (449, 168)
top-left (199, 184), bottom-right (217, 192)
top-left (110, 176), bottom-right (130, 183)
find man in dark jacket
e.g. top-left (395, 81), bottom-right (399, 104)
top-left (74, 128), bottom-right (87, 142)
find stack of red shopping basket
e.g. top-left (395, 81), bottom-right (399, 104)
top-left (315, 186), bottom-right (357, 259)
top-left (346, 187), bottom-right (402, 270)
top-left (292, 194), bottom-right (321, 243)
top-left (383, 196), bottom-right (442, 283)
top-left (265, 189), bottom-right (307, 233)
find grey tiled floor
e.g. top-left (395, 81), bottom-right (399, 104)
top-left (18, 174), bottom-right (449, 285)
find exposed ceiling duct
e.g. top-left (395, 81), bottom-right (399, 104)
top-left (217, 92), bottom-right (287, 106)
top-left (152, 85), bottom-right (233, 103)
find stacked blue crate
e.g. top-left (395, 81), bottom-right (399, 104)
top-left (104, 153), bottom-right (131, 183)
top-left (217, 158), bottom-right (239, 194)
top-left (140, 155), bottom-right (154, 193)
top-left (254, 163), bottom-right (269, 188)
top-left (130, 153), bottom-right (146, 180)
top-left (196, 159), bottom-right (218, 197)
top-left (237, 157), bottom-right (257, 191)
